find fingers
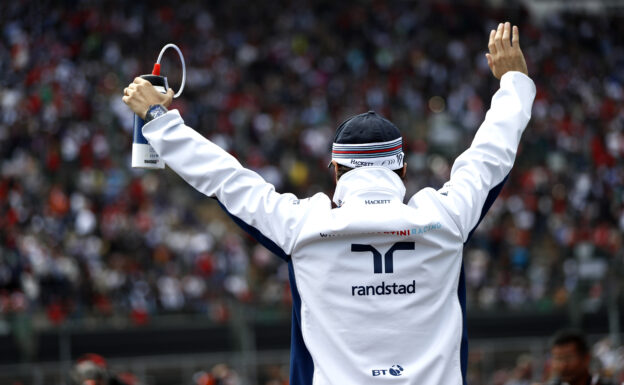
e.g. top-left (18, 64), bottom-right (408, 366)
top-left (163, 88), bottom-right (175, 108)
top-left (502, 22), bottom-right (511, 51)
top-left (486, 22), bottom-right (528, 79)
top-left (485, 53), bottom-right (493, 71)
top-left (122, 82), bottom-right (140, 105)
top-left (512, 25), bottom-right (520, 49)
top-left (493, 23), bottom-right (504, 54)
top-left (488, 29), bottom-right (497, 55)
top-left (124, 83), bottom-right (138, 97)
top-left (133, 77), bottom-right (149, 85)
top-left (492, 22), bottom-right (515, 53)
top-left (123, 78), bottom-right (177, 111)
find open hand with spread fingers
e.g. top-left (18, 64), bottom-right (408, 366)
top-left (486, 22), bottom-right (529, 79)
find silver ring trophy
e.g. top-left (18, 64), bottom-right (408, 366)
top-left (131, 44), bottom-right (186, 169)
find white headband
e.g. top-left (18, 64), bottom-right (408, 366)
top-left (331, 138), bottom-right (404, 170)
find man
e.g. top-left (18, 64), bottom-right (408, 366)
top-left (546, 330), bottom-right (614, 385)
top-left (123, 22), bottom-right (534, 385)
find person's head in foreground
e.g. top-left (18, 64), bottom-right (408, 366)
top-left (329, 110), bottom-right (407, 184)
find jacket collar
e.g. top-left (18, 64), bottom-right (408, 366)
top-left (332, 166), bottom-right (406, 207)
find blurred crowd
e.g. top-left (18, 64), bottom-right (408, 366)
top-left (35, 352), bottom-right (288, 385)
top-left (1, 0), bottom-right (623, 328)
top-left (470, 331), bottom-right (624, 385)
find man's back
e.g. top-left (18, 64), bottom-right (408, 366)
top-left (291, 167), bottom-right (465, 384)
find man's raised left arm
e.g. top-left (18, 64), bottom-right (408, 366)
top-left (433, 22), bottom-right (536, 242)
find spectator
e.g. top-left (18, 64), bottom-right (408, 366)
top-left (191, 364), bottom-right (241, 385)
top-left (69, 353), bottom-right (136, 385)
top-left (504, 354), bottom-right (534, 385)
top-left (543, 329), bottom-right (615, 385)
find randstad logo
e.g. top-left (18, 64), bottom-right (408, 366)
top-left (372, 364), bottom-right (404, 377)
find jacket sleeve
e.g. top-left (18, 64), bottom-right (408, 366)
top-left (435, 71), bottom-right (536, 242)
top-left (141, 111), bottom-right (313, 259)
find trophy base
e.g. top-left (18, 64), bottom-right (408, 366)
top-left (131, 143), bottom-right (165, 169)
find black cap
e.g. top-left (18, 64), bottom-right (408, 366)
top-left (333, 111), bottom-right (401, 144)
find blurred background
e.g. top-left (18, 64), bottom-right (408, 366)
top-left (1, 0), bottom-right (624, 384)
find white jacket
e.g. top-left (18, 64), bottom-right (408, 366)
top-left (142, 71), bottom-right (536, 385)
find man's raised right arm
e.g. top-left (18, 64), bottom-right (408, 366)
top-left (122, 79), bottom-right (318, 259)
top-left (139, 111), bottom-right (319, 259)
